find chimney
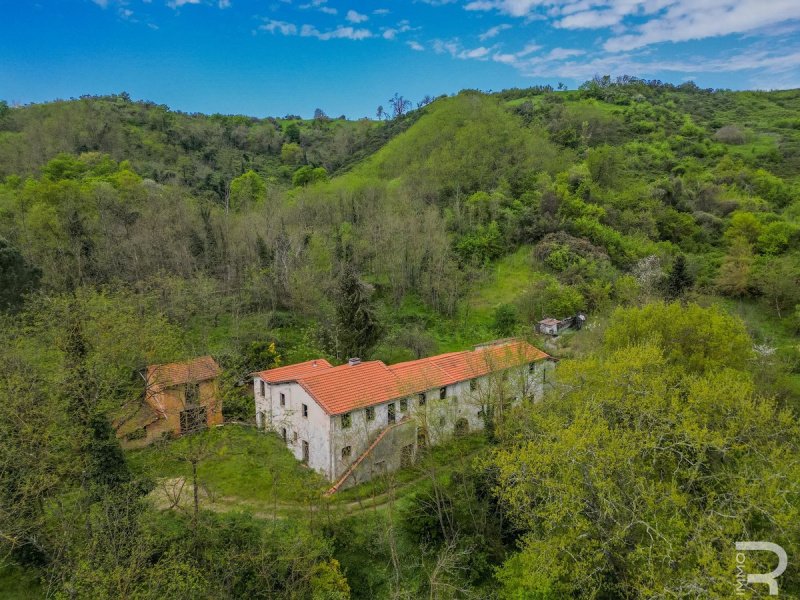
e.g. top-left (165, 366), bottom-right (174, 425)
top-left (348, 357), bottom-right (361, 366)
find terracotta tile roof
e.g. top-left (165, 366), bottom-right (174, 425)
top-left (147, 356), bottom-right (221, 393)
top-left (390, 352), bottom-right (460, 394)
top-left (390, 339), bottom-right (550, 394)
top-left (280, 340), bottom-right (550, 415)
top-left (298, 361), bottom-right (402, 415)
top-left (255, 359), bottom-right (333, 384)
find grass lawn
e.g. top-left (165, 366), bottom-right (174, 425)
top-left (127, 425), bottom-right (327, 503)
top-left (0, 566), bottom-right (42, 600)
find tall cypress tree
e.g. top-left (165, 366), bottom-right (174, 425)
top-left (336, 264), bottom-right (383, 360)
top-left (665, 255), bottom-right (694, 300)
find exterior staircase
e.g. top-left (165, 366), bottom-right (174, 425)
top-left (324, 417), bottom-right (410, 496)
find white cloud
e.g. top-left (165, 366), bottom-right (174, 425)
top-left (374, 8), bottom-right (390, 15)
top-left (91, 0), bottom-right (109, 7)
top-left (433, 39), bottom-right (495, 60)
top-left (260, 19), bottom-right (298, 35)
top-left (320, 6), bottom-right (337, 14)
top-left (301, 24), bottom-right (373, 40)
top-left (407, 40), bottom-right (425, 51)
top-left (167, 0), bottom-right (201, 8)
top-left (346, 9), bottom-right (369, 23)
top-left (605, 0), bottom-right (800, 51)
top-left (478, 23), bottom-right (511, 40)
top-left (218, 0), bottom-right (231, 8)
top-left (462, 0), bottom-right (800, 53)
top-left (383, 28), bottom-right (397, 39)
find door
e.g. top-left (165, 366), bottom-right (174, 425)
top-left (179, 405), bottom-right (207, 434)
top-left (388, 402), bottom-right (396, 424)
top-left (302, 440), bottom-right (309, 464)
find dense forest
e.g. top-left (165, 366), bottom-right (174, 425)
top-left (1, 77), bottom-right (800, 598)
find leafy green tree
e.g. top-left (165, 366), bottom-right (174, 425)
top-left (0, 237), bottom-right (41, 312)
top-left (716, 236), bottom-right (754, 297)
top-left (754, 254), bottom-right (800, 318)
top-left (604, 302), bottom-right (752, 373)
top-left (491, 307), bottom-right (800, 598)
top-left (284, 121), bottom-right (301, 143)
top-left (228, 170), bottom-right (266, 210)
top-left (292, 165), bottom-right (328, 187)
top-left (280, 142), bottom-right (303, 165)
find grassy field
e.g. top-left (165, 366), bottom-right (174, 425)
top-left (127, 425), bottom-right (328, 503)
top-left (0, 566), bottom-right (41, 600)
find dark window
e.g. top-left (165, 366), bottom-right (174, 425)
top-left (293, 431), bottom-right (298, 442)
top-left (400, 398), bottom-right (408, 411)
top-left (179, 405), bottom-right (207, 434)
top-left (418, 393), bottom-right (426, 406)
top-left (282, 427), bottom-right (287, 442)
top-left (302, 441), bottom-right (309, 464)
top-left (302, 403), bottom-right (308, 418)
top-left (366, 406), bottom-right (375, 421)
top-left (401, 444), bottom-right (414, 467)
top-left (341, 446), bottom-right (352, 460)
top-left (388, 403), bottom-right (396, 424)
top-left (469, 379), bottom-right (477, 392)
top-left (185, 382), bottom-right (200, 405)
top-left (260, 380), bottom-right (265, 396)
top-left (439, 386), bottom-right (447, 400)
top-left (528, 362), bottom-right (536, 373)
top-left (455, 418), bottom-right (469, 437)
top-left (280, 392), bottom-right (286, 407)
top-left (439, 416), bottom-right (445, 427)
top-left (341, 412), bottom-right (351, 429)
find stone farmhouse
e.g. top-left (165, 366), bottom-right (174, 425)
top-left (115, 355), bottom-right (223, 448)
top-left (253, 339), bottom-right (553, 491)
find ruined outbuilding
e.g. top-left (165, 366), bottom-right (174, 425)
top-left (115, 355), bottom-right (222, 448)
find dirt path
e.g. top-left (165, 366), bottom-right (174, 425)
top-left (148, 475), bottom-right (424, 520)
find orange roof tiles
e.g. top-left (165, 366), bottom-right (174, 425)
top-left (147, 356), bottom-right (220, 393)
top-left (256, 339), bottom-right (549, 415)
top-left (255, 359), bottom-right (333, 383)
top-left (298, 361), bottom-right (402, 415)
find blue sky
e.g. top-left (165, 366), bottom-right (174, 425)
top-left (1, 0), bottom-right (799, 118)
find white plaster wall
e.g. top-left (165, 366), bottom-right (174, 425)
top-left (253, 377), bottom-right (331, 479)
top-left (255, 358), bottom-right (556, 484)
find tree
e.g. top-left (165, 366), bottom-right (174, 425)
top-left (313, 108), bottom-right (328, 121)
top-left (292, 165), bottom-right (328, 187)
top-left (753, 254), bottom-right (800, 318)
top-left (376, 105), bottom-right (385, 121)
top-left (604, 302), bottom-right (752, 374)
top-left (664, 254), bottom-right (693, 300)
top-left (0, 237), bottom-right (41, 312)
top-left (492, 304), bottom-right (518, 336)
top-left (716, 236), bottom-right (754, 297)
top-left (284, 122), bottom-right (301, 143)
top-left (388, 93), bottom-right (412, 119)
top-left (280, 142), bottom-right (304, 165)
top-left (228, 170), bottom-right (266, 211)
top-left (335, 264), bottom-right (383, 359)
top-left (491, 307), bottom-right (800, 598)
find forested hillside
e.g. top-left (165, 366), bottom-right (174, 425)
top-left (1, 78), bottom-right (800, 598)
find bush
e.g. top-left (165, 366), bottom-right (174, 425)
top-left (713, 125), bottom-right (745, 144)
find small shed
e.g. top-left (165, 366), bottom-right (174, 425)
top-left (537, 318), bottom-right (560, 335)
top-left (115, 356), bottom-right (222, 448)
